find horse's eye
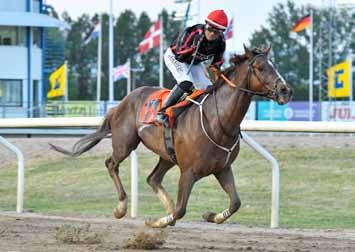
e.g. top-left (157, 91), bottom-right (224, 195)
top-left (257, 63), bottom-right (268, 71)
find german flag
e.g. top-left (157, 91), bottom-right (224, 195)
top-left (291, 15), bottom-right (311, 32)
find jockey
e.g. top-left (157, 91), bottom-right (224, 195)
top-left (155, 9), bottom-right (228, 126)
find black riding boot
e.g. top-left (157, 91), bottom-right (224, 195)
top-left (155, 83), bottom-right (189, 126)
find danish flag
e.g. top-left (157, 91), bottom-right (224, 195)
top-left (138, 20), bottom-right (161, 54)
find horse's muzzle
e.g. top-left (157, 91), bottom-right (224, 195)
top-left (275, 83), bottom-right (293, 105)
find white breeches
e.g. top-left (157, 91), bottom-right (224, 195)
top-left (164, 48), bottom-right (212, 90)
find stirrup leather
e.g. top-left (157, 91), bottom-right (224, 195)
top-left (155, 112), bottom-right (169, 127)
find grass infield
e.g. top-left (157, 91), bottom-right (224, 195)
top-left (1, 144), bottom-right (354, 229)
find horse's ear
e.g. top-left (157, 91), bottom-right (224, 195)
top-left (265, 44), bottom-right (272, 55)
top-left (243, 44), bottom-right (252, 58)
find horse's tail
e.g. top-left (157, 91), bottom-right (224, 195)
top-left (49, 115), bottom-right (112, 157)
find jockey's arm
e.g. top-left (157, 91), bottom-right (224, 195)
top-left (171, 27), bottom-right (204, 62)
top-left (211, 41), bottom-right (226, 70)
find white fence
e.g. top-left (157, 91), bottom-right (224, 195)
top-left (1, 117), bottom-right (355, 132)
top-left (1, 117), bottom-right (355, 228)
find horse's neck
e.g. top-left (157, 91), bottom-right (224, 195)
top-left (212, 64), bottom-right (252, 135)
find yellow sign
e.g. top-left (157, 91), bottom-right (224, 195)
top-left (327, 60), bottom-right (352, 98)
top-left (47, 63), bottom-right (67, 99)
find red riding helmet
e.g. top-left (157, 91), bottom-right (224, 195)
top-left (205, 10), bottom-right (228, 30)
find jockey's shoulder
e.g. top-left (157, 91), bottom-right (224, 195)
top-left (184, 24), bottom-right (204, 34)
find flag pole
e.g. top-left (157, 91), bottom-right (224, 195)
top-left (64, 60), bottom-right (68, 115)
top-left (309, 9), bottom-right (313, 121)
top-left (231, 17), bottom-right (236, 52)
top-left (159, 14), bottom-right (164, 88)
top-left (109, 0), bottom-right (114, 102)
top-left (348, 49), bottom-right (353, 104)
top-left (96, 15), bottom-right (102, 103)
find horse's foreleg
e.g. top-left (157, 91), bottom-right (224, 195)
top-left (105, 156), bottom-right (127, 219)
top-left (203, 166), bottom-right (241, 224)
top-left (145, 169), bottom-right (196, 228)
top-left (146, 158), bottom-right (175, 215)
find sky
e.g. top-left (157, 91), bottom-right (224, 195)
top-left (45, 0), bottom-right (353, 52)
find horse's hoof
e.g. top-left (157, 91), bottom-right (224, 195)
top-left (202, 211), bottom-right (217, 223)
top-left (144, 218), bottom-right (169, 228)
top-left (168, 220), bottom-right (176, 226)
top-left (113, 207), bottom-right (126, 219)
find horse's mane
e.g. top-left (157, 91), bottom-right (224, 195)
top-left (213, 47), bottom-right (265, 89)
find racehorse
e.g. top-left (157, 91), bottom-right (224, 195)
top-left (50, 45), bottom-right (292, 228)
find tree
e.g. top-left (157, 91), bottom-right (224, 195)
top-left (63, 13), bottom-right (97, 100)
top-left (249, 0), bottom-right (354, 100)
top-left (134, 12), bottom-right (157, 88)
top-left (114, 10), bottom-right (139, 100)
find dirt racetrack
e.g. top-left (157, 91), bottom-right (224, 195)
top-left (1, 212), bottom-right (355, 252)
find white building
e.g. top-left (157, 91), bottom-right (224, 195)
top-left (0, 0), bottom-right (68, 117)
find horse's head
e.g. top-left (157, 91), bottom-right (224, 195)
top-left (230, 45), bottom-right (293, 105)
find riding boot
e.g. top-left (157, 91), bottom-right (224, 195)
top-left (155, 83), bottom-right (190, 126)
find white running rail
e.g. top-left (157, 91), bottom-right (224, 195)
top-left (0, 136), bottom-right (25, 213)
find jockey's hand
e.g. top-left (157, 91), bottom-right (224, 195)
top-left (209, 64), bottom-right (220, 75)
top-left (192, 33), bottom-right (204, 47)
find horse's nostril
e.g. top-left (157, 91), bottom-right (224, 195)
top-left (280, 86), bottom-right (288, 94)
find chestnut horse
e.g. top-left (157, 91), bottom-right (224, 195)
top-left (51, 45), bottom-right (292, 228)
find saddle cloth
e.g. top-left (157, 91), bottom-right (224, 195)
top-left (139, 88), bottom-right (205, 127)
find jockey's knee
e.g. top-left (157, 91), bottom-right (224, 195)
top-left (178, 81), bottom-right (193, 92)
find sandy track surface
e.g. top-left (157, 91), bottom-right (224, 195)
top-left (1, 212), bottom-right (355, 252)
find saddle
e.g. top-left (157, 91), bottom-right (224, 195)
top-left (139, 88), bottom-right (206, 128)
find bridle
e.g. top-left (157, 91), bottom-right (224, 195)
top-left (211, 53), bottom-right (283, 138)
top-left (213, 53), bottom-right (283, 99)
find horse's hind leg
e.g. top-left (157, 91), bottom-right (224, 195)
top-left (105, 128), bottom-right (140, 219)
top-left (145, 169), bottom-right (196, 228)
top-left (146, 158), bottom-right (175, 217)
top-left (203, 166), bottom-right (241, 224)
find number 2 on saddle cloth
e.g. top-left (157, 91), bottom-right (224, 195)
top-left (139, 88), bottom-right (205, 128)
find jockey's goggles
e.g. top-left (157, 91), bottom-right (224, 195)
top-left (205, 24), bottom-right (225, 34)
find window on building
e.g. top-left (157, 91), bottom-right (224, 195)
top-left (0, 80), bottom-right (23, 106)
top-left (0, 1), bottom-right (26, 12)
top-left (33, 28), bottom-right (41, 48)
top-left (32, 80), bottom-right (41, 117)
top-left (0, 27), bottom-right (26, 46)
top-left (18, 27), bottom-right (26, 46)
top-left (32, 0), bottom-right (41, 13)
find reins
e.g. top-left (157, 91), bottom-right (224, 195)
top-left (210, 54), bottom-right (270, 97)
